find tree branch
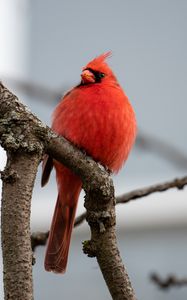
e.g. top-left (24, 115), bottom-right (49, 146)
top-left (116, 175), bottom-right (187, 204)
top-left (1, 153), bottom-right (40, 299)
top-left (0, 82), bottom-right (136, 300)
top-left (0, 83), bottom-right (44, 299)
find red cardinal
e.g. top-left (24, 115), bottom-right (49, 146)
top-left (42, 52), bottom-right (136, 273)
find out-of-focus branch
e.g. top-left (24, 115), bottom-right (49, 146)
top-left (31, 175), bottom-right (187, 249)
top-left (31, 232), bottom-right (49, 252)
top-left (137, 131), bottom-right (187, 170)
top-left (150, 273), bottom-right (187, 289)
top-left (1, 76), bottom-right (66, 103)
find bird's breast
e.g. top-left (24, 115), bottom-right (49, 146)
top-left (52, 84), bottom-right (136, 172)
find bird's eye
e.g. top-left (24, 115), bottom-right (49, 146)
top-left (83, 68), bottom-right (105, 83)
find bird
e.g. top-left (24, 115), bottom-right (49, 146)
top-left (41, 52), bottom-right (137, 273)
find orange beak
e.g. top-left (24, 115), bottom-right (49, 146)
top-left (81, 69), bottom-right (95, 84)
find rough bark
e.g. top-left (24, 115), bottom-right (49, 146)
top-left (84, 186), bottom-right (135, 300)
top-left (1, 152), bottom-right (40, 300)
top-left (0, 83), bottom-right (136, 300)
top-left (0, 83), bottom-right (43, 299)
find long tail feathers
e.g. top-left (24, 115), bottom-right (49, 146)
top-left (45, 183), bottom-right (81, 273)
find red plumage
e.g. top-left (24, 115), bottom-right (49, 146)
top-left (42, 52), bottom-right (136, 273)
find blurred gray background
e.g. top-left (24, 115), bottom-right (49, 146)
top-left (0, 0), bottom-right (187, 299)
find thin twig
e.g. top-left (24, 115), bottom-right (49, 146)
top-left (31, 175), bottom-right (187, 248)
top-left (31, 213), bottom-right (87, 251)
top-left (116, 176), bottom-right (187, 204)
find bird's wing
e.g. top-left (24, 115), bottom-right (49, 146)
top-left (41, 154), bottom-right (53, 187)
